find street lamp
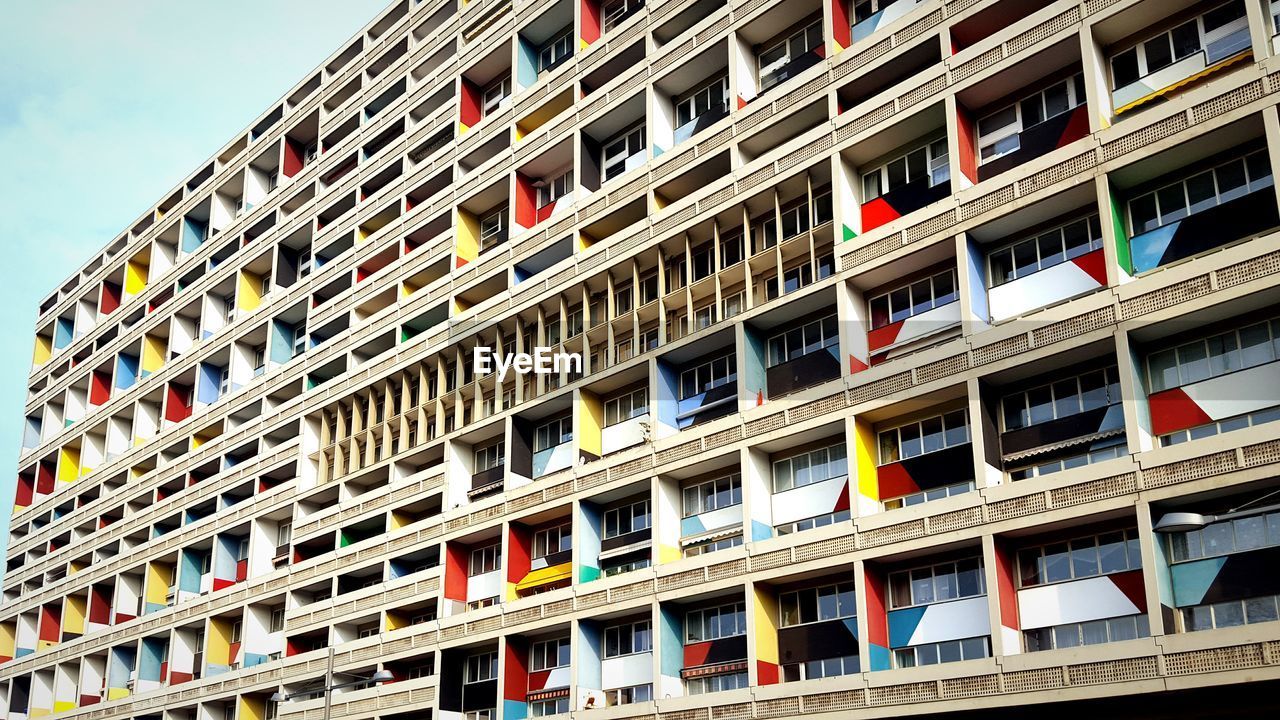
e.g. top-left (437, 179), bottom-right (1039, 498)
top-left (270, 647), bottom-right (394, 720)
top-left (1153, 488), bottom-right (1280, 534)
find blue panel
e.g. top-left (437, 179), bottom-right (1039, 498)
top-left (851, 11), bottom-right (885, 43)
top-left (504, 699), bottom-right (528, 720)
top-left (659, 605), bottom-right (683, 678)
top-left (966, 237), bottom-right (989, 322)
top-left (213, 534), bottom-right (238, 581)
top-left (243, 652), bottom-right (269, 668)
top-left (750, 520), bottom-right (773, 542)
top-left (679, 515), bottom-right (706, 537)
top-left (196, 362), bottom-right (222, 404)
top-left (515, 38), bottom-right (539, 90)
top-left (1129, 223), bottom-right (1179, 274)
top-left (116, 354), bottom-right (139, 390)
top-left (181, 217), bottom-right (207, 254)
top-left (269, 319), bottom-right (295, 365)
top-left (579, 502), bottom-right (602, 583)
top-left (179, 549), bottom-right (203, 594)
top-left (140, 637), bottom-right (164, 681)
top-left (742, 327), bottom-right (766, 404)
top-left (887, 606), bottom-right (927, 648)
top-left (23, 416), bottom-right (41, 449)
top-left (108, 646), bottom-right (137, 687)
top-left (53, 317), bottom-right (74, 349)
top-left (655, 362), bottom-right (680, 433)
top-left (577, 621), bottom-right (602, 690)
top-left (868, 643), bottom-right (891, 671)
top-left (841, 617), bottom-right (859, 639)
top-left (1171, 556), bottom-right (1228, 607)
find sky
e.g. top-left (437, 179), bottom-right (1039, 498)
top-left (0, 0), bottom-right (391, 578)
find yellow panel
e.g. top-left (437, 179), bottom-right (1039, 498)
top-left (456, 209), bottom-right (479, 266)
top-left (0, 622), bottom-right (16, 658)
top-left (208, 617), bottom-right (232, 665)
top-left (237, 269), bottom-right (263, 312)
top-left (577, 391), bottom-right (603, 459)
top-left (32, 335), bottom-right (52, 366)
top-left (515, 562), bottom-right (572, 592)
top-left (145, 562), bottom-right (171, 607)
top-left (64, 595), bottom-right (87, 635)
top-left (106, 687), bottom-right (131, 701)
top-left (54, 701), bottom-right (77, 713)
top-left (752, 585), bottom-right (779, 666)
top-left (141, 334), bottom-right (166, 374)
top-left (57, 446), bottom-right (80, 483)
top-left (239, 695), bottom-right (266, 720)
top-left (854, 418), bottom-right (878, 503)
top-left (125, 249), bottom-right (150, 295)
top-left (657, 544), bottom-right (682, 565)
top-left (30, 707), bottom-right (51, 718)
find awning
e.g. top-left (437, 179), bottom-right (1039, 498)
top-left (1002, 428), bottom-right (1124, 463)
top-left (527, 687), bottom-right (570, 702)
top-left (681, 660), bottom-right (748, 679)
top-left (1115, 52), bottom-right (1250, 116)
top-left (598, 541), bottom-right (651, 561)
top-left (679, 526), bottom-right (742, 547)
top-left (515, 562), bottom-right (572, 592)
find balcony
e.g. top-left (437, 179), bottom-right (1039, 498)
top-left (852, 0), bottom-right (926, 44)
top-left (866, 267), bottom-right (960, 365)
top-left (969, 71), bottom-right (1089, 183)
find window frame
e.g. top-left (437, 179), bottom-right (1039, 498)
top-left (876, 409), bottom-right (970, 465)
top-left (681, 473), bottom-right (743, 517)
top-left (862, 138), bottom-right (949, 201)
top-left (868, 269), bottom-right (958, 330)
top-left (976, 74), bottom-right (1085, 163)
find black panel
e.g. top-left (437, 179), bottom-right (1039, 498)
top-left (763, 50), bottom-right (824, 91)
top-left (897, 443), bottom-right (974, 490)
top-left (977, 107), bottom-right (1081, 182)
top-left (881, 174), bottom-right (950, 218)
top-left (462, 679), bottom-right (497, 712)
top-left (977, 379), bottom-right (1002, 469)
top-left (999, 404), bottom-right (1122, 458)
top-left (1198, 545), bottom-right (1280, 605)
top-left (778, 618), bottom-right (858, 664)
top-left (766, 348), bottom-right (841, 398)
top-left (700, 635), bottom-right (749, 665)
top-left (438, 649), bottom-right (466, 711)
top-left (510, 417), bottom-right (533, 478)
top-left (689, 383), bottom-right (737, 426)
top-left (543, 548), bottom-right (572, 567)
top-left (471, 465), bottom-right (504, 491)
top-left (581, 134), bottom-right (602, 192)
top-left (601, 527), bottom-right (651, 552)
top-left (1158, 189), bottom-right (1280, 268)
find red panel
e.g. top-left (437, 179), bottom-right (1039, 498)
top-left (0, 654), bottom-right (12, 664)
top-left (170, 670), bottom-right (193, 685)
top-left (860, 198), bottom-right (901, 233)
top-left (1149, 388), bottom-right (1213, 436)
top-left (683, 640), bottom-right (712, 668)
top-left (1070, 247), bottom-right (1108, 286)
top-left (230, 641), bottom-right (241, 663)
top-left (507, 524), bottom-right (531, 587)
top-left (1109, 570), bottom-right (1148, 612)
top-left (235, 558), bottom-right (248, 582)
top-left (849, 354), bottom-right (869, 374)
top-left (460, 78), bottom-right (483, 130)
top-left (864, 564), bottom-right (888, 648)
top-left (994, 540), bottom-right (1020, 631)
top-left (114, 612), bottom-right (135, 624)
top-left (90, 370), bottom-right (112, 406)
top-left (100, 281), bottom-right (121, 315)
top-left (833, 480), bottom-right (851, 513)
top-left (164, 382), bottom-right (193, 423)
top-left (867, 320), bottom-right (903, 352)
top-left (504, 636), bottom-right (529, 702)
top-left (39, 604), bottom-right (61, 642)
top-left (1056, 105), bottom-right (1090, 149)
top-left (444, 543), bottom-right (468, 601)
top-left (15, 474), bottom-right (34, 508)
top-left (757, 660), bottom-right (779, 685)
top-left (955, 104), bottom-right (978, 185)
top-left (283, 138), bottom-right (305, 178)
top-left (831, 0), bottom-right (851, 50)
top-left (80, 695), bottom-right (101, 707)
top-left (160, 661), bottom-right (169, 683)
top-left (515, 174), bottom-right (537, 229)
top-left (580, 0), bottom-right (602, 46)
top-left (89, 586), bottom-right (112, 624)
top-left (536, 199), bottom-right (557, 225)
top-left (527, 668), bottom-right (552, 692)
top-left (877, 461), bottom-right (920, 499)
top-left (37, 460), bottom-right (57, 494)
top-left (212, 577), bottom-right (236, 591)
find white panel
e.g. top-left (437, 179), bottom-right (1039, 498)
top-left (909, 596), bottom-right (991, 645)
top-left (988, 258), bottom-right (1101, 322)
top-left (1017, 575), bottom-right (1140, 629)
top-left (544, 666), bottom-right (571, 688)
top-left (886, 301), bottom-right (961, 351)
top-left (602, 652), bottom-right (653, 688)
top-left (770, 476), bottom-right (846, 526)
top-left (1182, 360), bottom-right (1280, 422)
top-left (686, 504), bottom-right (743, 535)
top-left (602, 415), bottom-right (647, 456)
top-left (467, 570), bottom-right (502, 602)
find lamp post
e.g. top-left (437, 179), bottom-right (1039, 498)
top-left (270, 647), bottom-right (394, 720)
top-left (1152, 489), bottom-right (1280, 534)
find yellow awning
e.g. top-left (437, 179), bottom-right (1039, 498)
top-left (515, 562), bottom-right (572, 592)
top-left (1115, 52), bottom-right (1250, 116)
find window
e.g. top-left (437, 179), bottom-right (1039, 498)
top-left (1025, 615), bottom-right (1149, 651)
top-left (566, 306), bottom-right (583, 338)
top-left (686, 602), bottom-right (746, 642)
top-left (719, 233), bottom-right (744, 270)
top-left (780, 200), bottom-right (811, 240)
top-left (469, 544), bottom-right (500, 576)
top-left (603, 0), bottom-right (643, 32)
top-left (676, 75), bottom-right (729, 129)
top-left (868, 269), bottom-right (957, 329)
top-left (767, 314), bottom-right (838, 367)
top-left (1018, 530), bottom-right (1142, 587)
top-left (537, 169), bottom-right (574, 208)
top-left (533, 523), bottom-right (572, 559)
top-left (277, 522), bottom-right (292, 547)
top-left (1169, 507), bottom-right (1280, 563)
top-left (894, 637), bottom-right (989, 667)
top-left (978, 74), bottom-right (1085, 162)
top-left (538, 30), bottom-right (573, 73)
top-left (883, 481), bottom-right (975, 510)
top-left (604, 553), bottom-right (651, 576)
top-left (782, 655), bottom-right (859, 682)
top-left (765, 262), bottom-right (815, 300)
top-left (679, 353), bottom-right (737, 400)
top-left (759, 20), bottom-right (823, 90)
top-left (468, 596), bottom-right (499, 611)
top-left (480, 206), bottom-right (507, 251)
top-left (530, 637), bottom-right (571, 671)
top-left (614, 283), bottom-right (633, 316)
top-left (530, 698), bottom-right (569, 717)
top-left (604, 620), bottom-right (652, 657)
top-left (687, 671), bottom-right (748, 694)
top-left (603, 125), bottom-right (646, 182)
top-left (638, 326), bottom-right (659, 352)
top-left (605, 684), bottom-right (653, 706)
top-left (1128, 149), bottom-right (1272, 236)
top-left (1001, 365), bottom-right (1121, 431)
top-left (780, 582), bottom-right (856, 627)
top-left (270, 607), bottom-right (286, 633)
top-left (464, 711), bottom-right (494, 720)
top-left (682, 473), bottom-right (742, 516)
top-left (605, 388), bottom-right (649, 426)
top-left (855, 0), bottom-right (908, 25)
top-left (889, 558), bottom-right (985, 608)
top-left (465, 652), bottom-right (499, 683)
top-left (877, 409), bottom-right (969, 464)
top-left (862, 139), bottom-right (949, 201)
top-left (1147, 317), bottom-right (1280, 393)
top-left (474, 441), bottom-right (504, 473)
top-left (772, 443), bottom-right (848, 493)
top-left (776, 510), bottom-right (851, 535)
top-left (1160, 405), bottom-right (1280, 447)
top-left (683, 534), bottom-right (743, 557)
top-left (638, 274), bottom-right (658, 305)
top-left (693, 303), bottom-right (717, 331)
top-left (1109, 1), bottom-right (1247, 90)
top-left (482, 77), bottom-right (510, 117)
top-left (989, 215), bottom-right (1103, 287)
top-left (534, 416), bottom-right (573, 452)
top-left (1183, 593), bottom-right (1280, 631)
top-left (601, 499), bottom-right (650, 538)
top-left (1007, 439), bottom-right (1126, 480)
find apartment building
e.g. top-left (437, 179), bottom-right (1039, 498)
top-left (8, 0), bottom-right (1280, 718)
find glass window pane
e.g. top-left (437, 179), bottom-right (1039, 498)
top-left (921, 416), bottom-right (944, 454)
top-left (944, 410), bottom-right (968, 446)
top-left (1217, 160), bottom-right (1248, 203)
top-left (1178, 342), bottom-right (1210, 384)
top-left (1214, 600), bottom-right (1245, 628)
top-left (1157, 184), bottom-right (1188, 225)
top-left (957, 559), bottom-right (983, 597)
top-left (1109, 615), bottom-right (1138, 642)
top-left (1112, 49), bottom-right (1140, 88)
top-left (889, 287), bottom-right (911, 323)
top-left (1170, 20), bottom-right (1201, 60)
top-left (1028, 385), bottom-right (1054, 425)
top-left (1246, 596), bottom-right (1279, 624)
top-left (1081, 619), bottom-right (1108, 645)
top-left (1238, 323), bottom-right (1274, 368)
top-left (1130, 193), bottom-right (1159, 234)
top-left (1098, 532), bottom-right (1127, 573)
top-left (907, 149), bottom-right (927, 183)
top-left (991, 248), bottom-right (1014, 286)
top-left (900, 423), bottom-right (922, 459)
top-left (1043, 82), bottom-right (1069, 118)
top-left (1201, 521), bottom-right (1234, 556)
top-left (938, 640), bottom-right (962, 664)
top-left (1054, 624), bottom-right (1080, 649)
top-left (979, 105), bottom-right (1019, 136)
top-left (1080, 370), bottom-right (1108, 411)
top-left (1186, 171), bottom-right (1217, 214)
top-left (1071, 538), bottom-right (1099, 578)
top-left (910, 568), bottom-right (935, 605)
top-left (1053, 379), bottom-right (1081, 418)
top-left (1234, 515), bottom-right (1266, 551)
top-left (1044, 542), bottom-right (1071, 582)
top-left (1003, 395), bottom-right (1028, 430)
top-left (887, 158), bottom-right (907, 190)
top-left (1013, 240), bottom-right (1039, 278)
top-left (1144, 34), bottom-right (1173, 72)
top-left (1148, 348), bottom-right (1179, 392)
top-left (1019, 95), bottom-right (1044, 127)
